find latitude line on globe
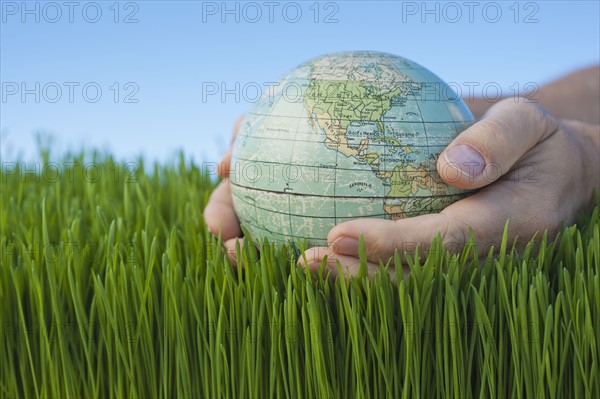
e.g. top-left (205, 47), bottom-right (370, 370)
top-left (230, 181), bottom-right (467, 200)
top-left (232, 187), bottom-right (456, 220)
top-left (232, 156), bottom-right (444, 173)
top-left (245, 113), bottom-right (469, 124)
top-left (235, 134), bottom-right (447, 148)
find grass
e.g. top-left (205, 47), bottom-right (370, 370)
top-left (1, 150), bottom-right (599, 398)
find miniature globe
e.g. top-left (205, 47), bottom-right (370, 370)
top-left (230, 51), bottom-right (474, 247)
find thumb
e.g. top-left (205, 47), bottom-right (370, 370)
top-left (437, 99), bottom-right (558, 189)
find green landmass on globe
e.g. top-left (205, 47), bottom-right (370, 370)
top-left (230, 51), bottom-right (475, 246)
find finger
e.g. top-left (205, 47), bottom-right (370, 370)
top-left (327, 213), bottom-right (462, 265)
top-left (223, 237), bottom-right (264, 269)
top-left (438, 99), bottom-right (559, 189)
top-left (219, 149), bottom-right (233, 179)
top-left (203, 179), bottom-right (242, 240)
top-left (299, 246), bottom-right (402, 280)
top-left (219, 115), bottom-right (245, 179)
top-left (223, 237), bottom-right (240, 265)
top-left (328, 182), bottom-right (536, 264)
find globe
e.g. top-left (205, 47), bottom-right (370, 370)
top-left (230, 51), bottom-right (474, 247)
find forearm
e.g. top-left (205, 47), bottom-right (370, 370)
top-left (465, 66), bottom-right (600, 125)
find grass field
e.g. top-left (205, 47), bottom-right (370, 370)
top-left (1, 151), bottom-right (599, 398)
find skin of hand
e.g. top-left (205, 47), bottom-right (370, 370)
top-left (204, 71), bottom-right (600, 276)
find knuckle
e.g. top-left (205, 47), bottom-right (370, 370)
top-left (365, 235), bottom-right (390, 260)
top-left (526, 205), bottom-right (561, 238)
top-left (439, 212), bottom-right (470, 251)
top-left (513, 100), bottom-right (559, 137)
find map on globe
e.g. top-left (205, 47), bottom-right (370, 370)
top-left (230, 51), bottom-right (474, 246)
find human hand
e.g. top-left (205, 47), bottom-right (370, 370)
top-left (203, 115), bottom-right (246, 262)
top-left (204, 99), bottom-right (600, 276)
top-left (301, 98), bottom-right (600, 276)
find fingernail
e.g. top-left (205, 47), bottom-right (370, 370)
top-left (297, 258), bottom-right (322, 272)
top-left (297, 255), bottom-right (317, 268)
top-left (331, 237), bottom-right (359, 256)
top-left (307, 261), bottom-right (323, 271)
top-left (444, 144), bottom-right (485, 177)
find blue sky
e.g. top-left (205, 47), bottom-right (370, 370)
top-left (2, 0), bottom-right (599, 164)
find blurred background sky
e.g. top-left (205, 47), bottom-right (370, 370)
top-left (2, 0), bottom-right (599, 164)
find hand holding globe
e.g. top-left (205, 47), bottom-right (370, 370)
top-left (205, 52), bottom-right (600, 276)
top-left (230, 52), bottom-right (475, 247)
